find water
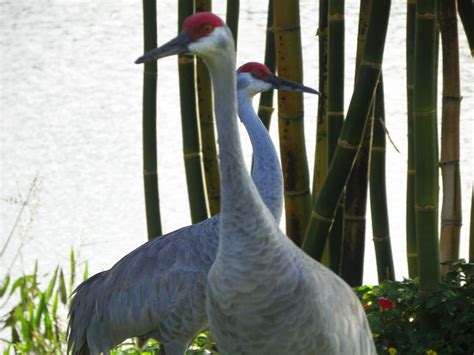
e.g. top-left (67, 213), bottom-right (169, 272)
top-left (1, 0), bottom-right (472, 293)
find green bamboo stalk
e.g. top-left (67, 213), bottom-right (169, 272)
top-left (195, 0), bottom-right (220, 217)
top-left (413, 0), bottom-right (440, 292)
top-left (439, 0), bottom-right (462, 272)
top-left (257, 0), bottom-right (276, 130)
top-left (457, 0), bottom-right (474, 56)
top-left (226, 0), bottom-right (240, 48)
top-left (312, 0), bottom-right (329, 202)
top-left (313, 0), bottom-right (330, 267)
top-left (178, 0), bottom-right (209, 223)
top-left (470, 186), bottom-right (474, 263)
top-left (274, 0), bottom-right (312, 246)
top-left (141, 0), bottom-right (162, 239)
top-left (340, 0), bottom-right (372, 286)
top-left (326, 0), bottom-right (345, 275)
top-left (302, 0), bottom-right (391, 261)
top-left (370, 75), bottom-right (395, 282)
top-left (406, 0), bottom-right (418, 278)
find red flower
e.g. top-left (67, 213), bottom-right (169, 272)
top-left (378, 297), bottom-right (394, 310)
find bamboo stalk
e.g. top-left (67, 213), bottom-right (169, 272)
top-left (274, 0), bottom-right (312, 246)
top-left (178, 0), bottom-right (209, 223)
top-left (226, 0), bottom-right (240, 48)
top-left (439, 0), bottom-right (463, 272)
top-left (470, 186), bottom-right (474, 263)
top-left (413, 0), bottom-right (440, 292)
top-left (312, 0), bottom-right (330, 267)
top-left (302, 0), bottom-right (391, 261)
top-left (195, 0), bottom-right (220, 216)
top-left (141, 0), bottom-right (162, 239)
top-left (457, 0), bottom-right (474, 56)
top-left (326, 0), bottom-right (345, 275)
top-left (340, 0), bottom-right (372, 286)
top-left (257, 0), bottom-right (276, 130)
top-left (406, 0), bottom-right (418, 278)
top-left (370, 75), bottom-right (395, 282)
top-left (312, 0), bottom-right (329, 202)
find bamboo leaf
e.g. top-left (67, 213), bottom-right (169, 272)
top-left (0, 275), bottom-right (10, 297)
top-left (44, 267), bottom-right (58, 302)
top-left (52, 290), bottom-right (59, 318)
top-left (58, 269), bottom-right (67, 305)
top-left (69, 248), bottom-right (76, 293)
top-left (83, 262), bottom-right (89, 281)
top-left (34, 294), bottom-right (46, 329)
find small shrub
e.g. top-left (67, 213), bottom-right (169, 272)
top-left (356, 260), bottom-right (474, 354)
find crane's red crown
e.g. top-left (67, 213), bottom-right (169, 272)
top-left (183, 12), bottom-right (225, 40)
top-left (237, 62), bottom-right (271, 80)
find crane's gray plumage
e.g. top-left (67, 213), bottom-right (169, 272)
top-left (67, 60), bottom-right (290, 353)
top-left (133, 12), bottom-right (376, 355)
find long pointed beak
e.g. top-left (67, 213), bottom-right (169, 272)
top-left (266, 74), bottom-right (321, 95)
top-left (135, 31), bottom-right (192, 64)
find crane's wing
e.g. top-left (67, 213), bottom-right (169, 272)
top-left (67, 217), bottom-right (219, 354)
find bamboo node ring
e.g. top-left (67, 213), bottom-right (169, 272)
top-left (285, 188), bottom-right (311, 197)
top-left (337, 139), bottom-right (358, 150)
top-left (311, 211), bottom-right (333, 223)
top-left (272, 25), bottom-right (301, 33)
top-left (184, 152), bottom-right (203, 159)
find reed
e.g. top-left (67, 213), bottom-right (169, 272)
top-left (438, 0), bottom-right (462, 272)
top-left (303, 0), bottom-right (391, 261)
top-left (406, 0), bottom-right (418, 278)
top-left (141, 0), bottom-right (162, 238)
top-left (340, 0), bottom-right (373, 286)
top-left (326, 0), bottom-right (345, 274)
top-left (178, 0), bottom-right (209, 223)
top-left (195, 0), bottom-right (220, 216)
top-left (370, 75), bottom-right (395, 282)
top-left (274, 0), bottom-right (312, 246)
top-left (413, 0), bottom-right (440, 292)
top-left (257, 0), bottom-right (276, 130)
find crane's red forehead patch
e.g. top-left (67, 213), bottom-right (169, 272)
top-left (183, 12), bottom-right (225, 40)
top-left (237, 62), bottom-right (271, 79)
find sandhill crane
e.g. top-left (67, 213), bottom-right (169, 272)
top-left (67, 59), bottom-right (319, 354)
top-left (136, 12), bottom-right (376, 354)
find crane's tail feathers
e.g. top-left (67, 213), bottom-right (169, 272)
top-left (67, 271), bottom-right (107, 354)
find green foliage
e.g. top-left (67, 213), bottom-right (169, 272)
top-left (356, 260), bottom-right (474, 354)
top-left (112, 333), bottom-right (218, 354)
top-left (0, 250), bottom-right (86, 354)
top-left (0, 253), bottom-right (217, 354)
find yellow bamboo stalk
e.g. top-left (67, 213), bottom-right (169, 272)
top-left (274, 0), bottom-right (312, 246)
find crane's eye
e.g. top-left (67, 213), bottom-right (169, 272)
top-left (251, 69), bottom-right (262, 78)
top-left (202, 24), bottom-right (213, 34)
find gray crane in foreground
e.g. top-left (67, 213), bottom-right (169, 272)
top-left (136, 12), bottom-right (377, 355)
top-left (67, 59), bottom-right (319, 354)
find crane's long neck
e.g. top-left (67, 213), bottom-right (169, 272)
top-left (202, 35), bottom-right (277, 244)
top-left (238, 92), bottom-right (283, 223)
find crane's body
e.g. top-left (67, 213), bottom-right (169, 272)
top-left (135, 12), bottom-right (376, 355)
top-left (68, 56), bottom-right (318, 354)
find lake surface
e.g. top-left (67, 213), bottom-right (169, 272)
top-left (1, 0), bottom-right (472, 292)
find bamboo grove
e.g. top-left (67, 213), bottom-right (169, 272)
top-left (139, 0), bottom-right (473, 289)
